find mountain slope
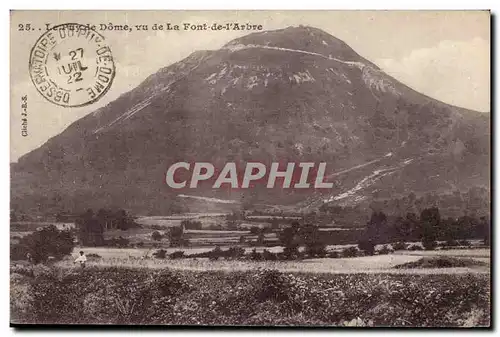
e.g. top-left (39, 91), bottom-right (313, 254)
top-left (11, 26), bottom-right (490, 215)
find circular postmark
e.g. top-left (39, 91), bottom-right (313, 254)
top-left (29, 23), bottom-right (115, 108)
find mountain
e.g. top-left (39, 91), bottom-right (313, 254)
top-left (11, 26), bottom-right (490, 216)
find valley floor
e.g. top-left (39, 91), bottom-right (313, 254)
top-left (54, 247), bottom-right (490, 275)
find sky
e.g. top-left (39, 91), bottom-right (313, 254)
top-left (10, 10), bottom-right (490, 162)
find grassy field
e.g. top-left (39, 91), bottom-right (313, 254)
top-left (55, 248), bottom-right (490, 275)
top-left (136, 214), bottom-right (228, 228)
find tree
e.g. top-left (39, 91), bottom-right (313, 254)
top-left (226, 220), bottom-right (238, 231)
top-left (209, 246), bottom-right (222, 261)
top-left (358, 239), bottom-right (375, 256)
top-left (151, 230), bottom-right (162, 241)
top-left (300, 224), bottom-right (326, 258)
top-left (77, 209), bottom-right (104, 246)
top-left (420, 207), bottom-right (440, 250)
top-left (181, 220), bottom-right (202, 230)
top-left (113, 209), bottom-right (140, 230)
top-left (279, 221), bottom-right (300, 259)
top-left (249, 226), bottom-right (260, 235)
top-left (367, 211), bottom-right (388, 243)
top-left (11, 225), bottom-right (75, 263)
top-left (405, 212), bottom-right (420, 239)
top-left (392, 216), bottom-right (412, 242)
top-left (168, 225), bottom-right (184, 247)
top-left (250, 248), bottom-right (261, 261)
top-left (480, 216), bottom-right (490, 246)
top-left (257, 231), bottom-right (265, 245)
top-left (96, 208), bottom-right (112, 230)
top-left (10, 209), bottom-right (18, 222)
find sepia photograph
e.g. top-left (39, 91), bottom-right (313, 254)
top-left (9, 10), bottom-right (491, 327)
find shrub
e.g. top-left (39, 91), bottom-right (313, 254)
top-left (250, 248), bottom-right (262, 261)
top-left (342, 246), bottom-right (359, 258)
top-left (358, 240), bottom-right (375, 256)
top-left (170, 251), bottom-right (185, 259)
top-left (86, 253), bottom-right (102, 260)
top-left (408, 244), bottom-right (423, 251)
top-left (305, 243), bottom-right (327, 258)
top-left (153, 249), bottom-right (167, 259)
top-left (394, 256), bottom-right (488, 269)
top-left (105, 237), bottom-right (130, 248)
top-left (10, 225), bottom-right (75, 264)
top-left (136, 242), bottom-right (144, 248)
top-left (151, 269), bottom-right (194, 297)
top-left (254, 269), bottom-right (292, 303)
top-left (459, 240), bottom-right (471, 246)
top-left (378, 245), bottom-right (393, 255)
top-left (209, 246), bottom-right (222, 261)
top-left (445, 239), bottom-right (460, 247)
top-left (225, 246), bottom-right (245, 260)
top-left (283, 246), bottom-right (299, 260)
top-left (422, 240), bottom-right (438, 251)
top-left (249, 226), bottom-right (260, 235)
top-left (151, 231), bottom-right (162, 241)
top-left (262, 249), bottom-right (278, 261)
top-left (181, 220), bottom-right (202, 230)
top-left (328, 251), bottom-right (340, 258)
top-left (392, 242), bottom-right (408, 251)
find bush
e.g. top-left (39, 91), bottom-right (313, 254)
top-left (305, 243), bottom-right (327, 258)
top-left (105, 237), bottom-right (130, 248)
top-left (358, 240), bottom-right (375, 256)
top-left (459, 240), bottom-right (471, 246)
top-left (151, 231), bottom-right (162, 241)
top-left (254, 269), bottom-right (292, 303)
top-left (250, 248), bottom-right (262, 261)
top-left (342, 246), bottom-right (359, 258)
top-left (153, 249), bottom-right (167, 259)
top-left (392, 242), bottom-right (408, 251)
top-left (209, 246), bottom-right (222, 261)
top-left (444, 239), bottom-right (460, 247)
top-left (377, 245), bottom-right (393, 255)
top-left (225, 246), bottom-right (245, 260)
top-left (408, 244), bottom-right (423, 251)
top-left (394, 256), bottom-right (488, 269)
top-left (86, 253), bottom-right (102, 260)
top-left (283, 246), bottom-right (299, 260)
top-left (181, 220), bottom-right (202, 230)
top-left (262, 249), bottom-right (278, 261)
top-left (249, 226), bottom-right (260, 235)
top-left (170, 251), bottom-right (185, 259)
top-left (422, 240), bottom-right (438, 251)
top-left (328, 251), bottom-right (340, 258)
top-left (10, 225), bottom-right (75, 264)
